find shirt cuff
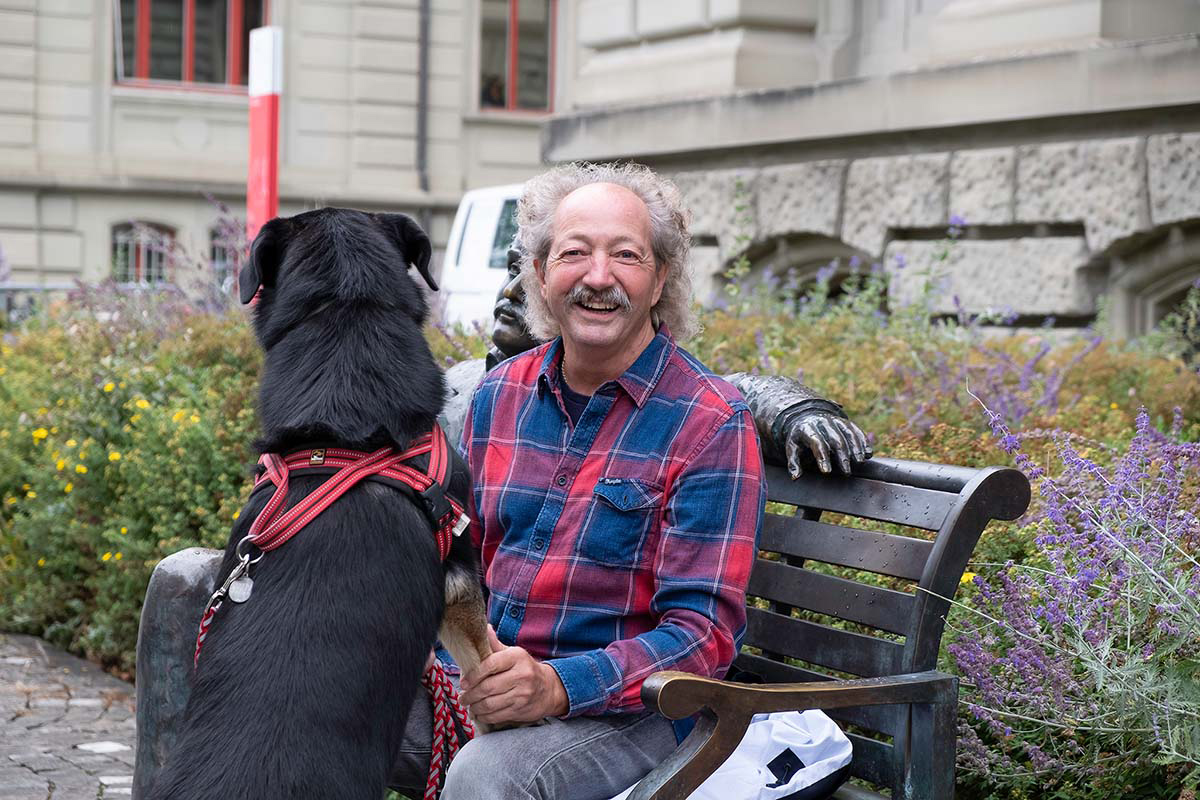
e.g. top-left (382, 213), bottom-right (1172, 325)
top-left (546, 651), bottom-right (621, 717)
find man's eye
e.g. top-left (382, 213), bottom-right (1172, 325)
top-left (614, 250), bottom-right (642, 264)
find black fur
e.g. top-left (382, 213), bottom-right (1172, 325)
top-left (148, 208), bottom-right (476, 800)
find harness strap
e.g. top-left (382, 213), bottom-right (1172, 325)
top-left (193, 425), bottom-right (465, 668)
top-left (422, 660), bottom-right (476, 800)
top-left (247, 427), bottom-right (462, 559)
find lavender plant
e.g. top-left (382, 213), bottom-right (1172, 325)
top-left (946, 405), bottom-right (1200, 797)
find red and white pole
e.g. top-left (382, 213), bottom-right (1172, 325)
top-left (247, 26), bottom-right (282, 242)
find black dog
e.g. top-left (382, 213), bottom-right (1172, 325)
top-left (146, 208), bottom-right (491, 799)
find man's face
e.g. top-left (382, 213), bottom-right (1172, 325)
top-left (536, 183), bottom-right (666, 358)
top-left (491, 249), bottom-right (539, 357)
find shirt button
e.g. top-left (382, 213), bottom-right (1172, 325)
top-left (532, 538), bottom-right (545, 550)
top-left (555, 474), bottom-right (567, 486)
top-left (508, 606), bottom-right (521, 618)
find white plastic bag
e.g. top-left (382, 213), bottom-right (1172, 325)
top-left (610, 710), bottom-right (852, 800)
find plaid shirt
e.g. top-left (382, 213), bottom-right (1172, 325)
top-left (462, 327), bottom-right (765, 716)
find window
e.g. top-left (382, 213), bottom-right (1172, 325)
top-left (488, 199), bottom-right (519, 269)
top-left (112, 223), bottom-right (176, 285)
top-left (480, 0), bottom-right (554, 111)
top-left (113, 0), bottom-right (268, 86)
top-left (209, 226), bottom-right (243, 293)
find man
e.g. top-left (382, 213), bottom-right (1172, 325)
top-left (440, 163), bottom-right (766, 799)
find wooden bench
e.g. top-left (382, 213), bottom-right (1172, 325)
top-left (627, 457), bottom-right (1030, 800)
top-left (133, 456), bottom-right (1028, 800)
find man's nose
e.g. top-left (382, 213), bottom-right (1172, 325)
top-left (581, 253), bottom-right (617, 288)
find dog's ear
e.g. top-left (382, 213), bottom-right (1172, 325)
top-left (374, 213), bottom-right (436, 292)
top-left (240, 217), bottom-right (290, 305)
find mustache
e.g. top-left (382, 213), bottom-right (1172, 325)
top-left (566, 285), bottom-right (631, 310)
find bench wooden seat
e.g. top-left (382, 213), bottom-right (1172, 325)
top-left (627, 457), bottom-right (1030, 800)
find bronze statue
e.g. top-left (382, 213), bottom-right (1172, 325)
top-left (443, 250), bottom-right (871, 476)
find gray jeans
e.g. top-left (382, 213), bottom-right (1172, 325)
top-left (391, 680), bottom-right (678, 800)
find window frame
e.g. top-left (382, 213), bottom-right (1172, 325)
top-left (112, 0), bottom-right (270, 92)
top-left (111, 222), bottom-right (177, 287)
top-left (481, 0), bottom-right (557, 115)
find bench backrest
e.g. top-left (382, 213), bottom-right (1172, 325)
top-left (734, 457), bottom-right (1030, 793)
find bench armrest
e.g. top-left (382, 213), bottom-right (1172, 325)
top-left (626, 670), bottom-right (956, 800)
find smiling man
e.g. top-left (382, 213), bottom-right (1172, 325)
top-left (440, 163), bottom-right (766, 799)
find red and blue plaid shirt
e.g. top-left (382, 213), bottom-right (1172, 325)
top-left (462, 326), bottom-right (765, 716)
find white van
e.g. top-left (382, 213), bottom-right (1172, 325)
top-left (440, 183), bottom-right (523, 326)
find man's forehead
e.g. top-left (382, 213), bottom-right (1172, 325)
top-left (552, 182), bottom-right (651, 238)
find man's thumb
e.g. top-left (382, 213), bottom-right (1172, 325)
top-left (486, 625), bottom-right (506, 653)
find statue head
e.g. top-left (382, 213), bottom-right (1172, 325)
top-left (490, 247), bottom-right (541, 359)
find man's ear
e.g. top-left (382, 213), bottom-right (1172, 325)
top-left (240, 217), bottom-right (290, 304)
top-left (375, 213), bottom-right (435, 291)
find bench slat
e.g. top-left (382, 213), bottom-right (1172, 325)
top-left (764, 464), bottom-right (954, 531)
top-left (846, 733), bottom-right (895, 789)
top-left (748, 559), bottom-right (915, 636)
top-left (744, 607), bottom-right (902, 679)
top-left (760, 514), bottom-right (933, 581)
top-left (732, 652), bottom-right (902, 737)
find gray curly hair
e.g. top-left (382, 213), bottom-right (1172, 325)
top-left (515, 162), bottom-right (699, 342)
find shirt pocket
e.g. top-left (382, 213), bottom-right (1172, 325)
top-left (581, 477), bottom-right (663, 567)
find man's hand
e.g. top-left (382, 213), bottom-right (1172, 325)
top-left (459, 627), bottom-right (569, 725)
top-left (782, 410), bottom-right (871, 478)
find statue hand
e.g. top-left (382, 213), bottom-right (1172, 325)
top-left (782, 410), bottom-right (871, 478)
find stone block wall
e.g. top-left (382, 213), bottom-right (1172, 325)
top-left (670, 131), bottom-right (1200, 325)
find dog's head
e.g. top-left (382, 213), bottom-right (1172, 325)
top-left (240, 208), bottom-right (435, 347)
top-left (239, 208), bottom-right (447, 453)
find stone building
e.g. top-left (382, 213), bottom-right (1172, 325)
top-left (545, 0), bottom-right (1200, 337)
top-left (3, 1), bottom-right (1199, 337)
top-left (0, 0), bottom-right (554, 315)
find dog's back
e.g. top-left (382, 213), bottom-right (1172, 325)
top-left (147, 209), bottom-right (453, 799)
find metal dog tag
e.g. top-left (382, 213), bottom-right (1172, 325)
top-left (228, 575), bottom-right (254, 603)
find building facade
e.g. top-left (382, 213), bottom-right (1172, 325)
top-left (546, 0), bottom-right (1200, 337)
top-left (0, 0), bottom-right (557, 315)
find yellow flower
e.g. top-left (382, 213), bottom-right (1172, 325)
top-left (103, 382), bottom-right (115, 392)
top-left (135, 398), bottom-right (150, 410)
top-left (0, 366), bottom-right (6, 376)
top-left (118, 381), bottom-right (127, 389)
top-left (63, 482), bottom-right (73, 494)
top-left (115, 552), bottom-right (123, 561)
top-left (32, 427), bottom-right (49, 441)
top-left (4, 497), bottom-right (15, 506)
top-left (0, 345), bottom-right (10, 356)
top-left (172, 410), bottom-right (186, 422)
top-left (37, 407), bottom-right (48, 415)
top-left (36, 558), bottom-right (45, 567)
top-left (66, 438), bottom-right (77, 447)
top-left (75, 464), bottom-right (88, 474)
top-left (25, 490), bottom-right (36, 499)
top-left (122, 424), bottom-right (131, 433)
top-left (102, 552), bottom-right (112, 562)
top-left (232, 509), bottom-right (240, 520)
top-left (190, 414), bottom-right (200, 424)
top-left (120, 526), bottom-right (128, 534)
top-left (50, 426), bottom-right (58, 434)
top-left (56, 459), bottom-right (66, 471)
top-left (1110, 402), bottom-right (1119, 410)
top-left (960, 571), bottom-right (978, 584)
top-left (108, 451), bottom-right (121, 462)
top-left (78, 451), bottom-right (87, 459)
top-left (130, 414), bottom-right (142, 423)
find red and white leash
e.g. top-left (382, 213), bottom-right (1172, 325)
top-left (192, 425), bottom-right (476, 797)
top-left (422, 659), bottom-right (476, 799)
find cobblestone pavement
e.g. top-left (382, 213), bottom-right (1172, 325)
top-left (1, 633), bottom-right (136, 799)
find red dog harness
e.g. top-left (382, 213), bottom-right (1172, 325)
top-left (193, 423), bottom-right (475, 798)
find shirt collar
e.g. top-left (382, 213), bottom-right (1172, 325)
top-left (537, 324), bottom-right (675, 408)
